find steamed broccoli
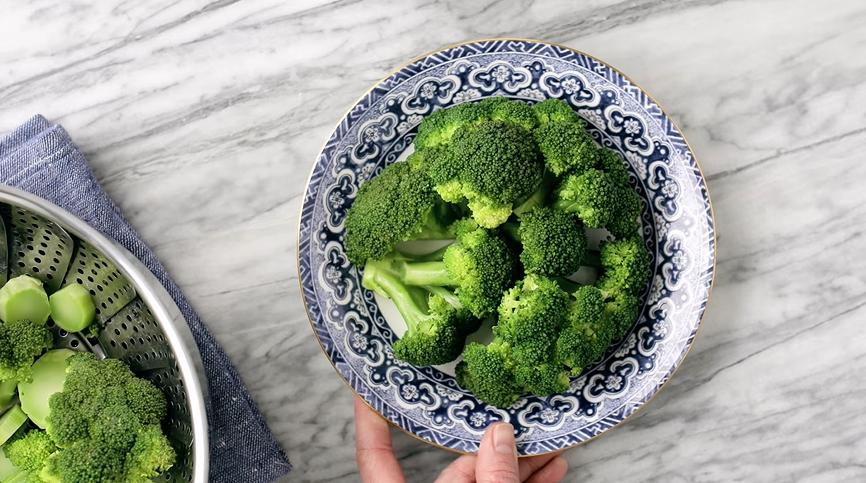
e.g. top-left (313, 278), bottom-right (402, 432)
top-left (0, 318), bottom-right (53, 384)
top-left (595, 237), bottom-right (651, 299)
top-left (455, 339), bottom-right (522, 408)
top-left (533, 98), bottom-right (581, 124)
top-left (362, 258), bottom-right (469, 366)
top-left (342, 97), bottom-right (655, 407)
top-left (433, 120), bottom-right (543, 228)
top-left (344, 161), bottom-right (462, 265)
top-left (552, 168), bottom-right (625, 229)
top-left (502, 207), bottom-right (587, 277)
top-left (555, 286), bottom-right (611, 374)
top-left (393, 225), bottom-right (516, 319)
top-left (414, 102), bottom-right (489, 150)
top-left (477, 97), bottom-right (539, 132)
top-left (533, 121), bottom-right (598, 176)
top-left (595, 147), bottom-right (631, 187)
top-left (493, 274), bottom-right (571, 396)
top-left (5, 429), bottom-right (56, 480)
top-left (10, 352), bottom-right (176, 483)
top-left (414, 97), bottom-right (539, 151)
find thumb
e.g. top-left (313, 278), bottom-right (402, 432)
top-left (476, 422), bottom-right (520, 483)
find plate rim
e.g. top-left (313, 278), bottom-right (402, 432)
top-left (296, 37), bottom-right (717, 456)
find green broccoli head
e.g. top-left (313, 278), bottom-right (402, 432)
top-left (449, 120), bottom-right (543, 228)
top-left (124, 425), bottom-right (176, 482)
top-left (5, 430), bottom-right (56, 473)
top-left (604, 292), bottom-right (640, 340)
top-left (456, 340), bottom-right (522, 408)
top-left (517, 207), bottom-right (587, 277)
top-left (513, 363), bottom-right (570, 397)
top-left (595, 147), bottom-right (631, 187)
top-left (39, 352), bottom-right (175, 481)
top-left (477, 97), bottom-right (538, 132)
top-left (607, 189), bottom-right (643, 240)
top-left (533, 121), bottom-right (598, 176)
top-left (556, 286), bottom-right (609, 373)
top-left (553, 168), bottom-right (625, 228)
top-left (443, 227), bottom-right (516, 319)
top-left (596, 237), bottom-right (651, 298)
top-left (124, 378), bottom-right (168, 426)
top-left (41, 440), bottom-right (125, 483)
top-left (494, 274), bottom-right (569, 343)
top-left (392, 291), bottom-right (465, 367)
top-left (533, 98), bottom-right (581, 124)
top-left (510, 337), bottom-right (554, 368)
top-left (414, 102), bottom-right (490, 150)
top-left (0, 319), bottom-right (53, 383)
top-left (344, 161), bottom-right (461, 266)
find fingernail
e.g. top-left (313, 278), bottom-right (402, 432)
top-left (493, 423), bottom-right (516, 455)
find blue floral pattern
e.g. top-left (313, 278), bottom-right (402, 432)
top-left (298, 40), bottom-right (715, 455)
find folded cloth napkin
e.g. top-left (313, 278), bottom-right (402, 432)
top-left (0, 115), bottom-right (291, 483)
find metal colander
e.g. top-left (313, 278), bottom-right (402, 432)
top-left (0, 186), bottom-right (208, 483)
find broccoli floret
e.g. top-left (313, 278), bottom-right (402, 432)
top-left (41, 439), bottom-right (125, 483)
top-left (504, 207), bottom-right (587, 277)
top-left (555, 286), bottom-right (611, 374)
top-left (123, 425), bottom-right (176, 482)
top-left (431, 120), bottom-right (542, 228)
top-left (414, 102), bottom-right (490, 150)
top-left (533, 121), bottom-right (598, 176)
top-left (17, 352), bottom-right (178, 482)
top-left (344, 161), bottom-right (462, 265)
top-left (492, 275), bottom-right (571, 396)
top-left (494, 274), bottom-right (569, 343)
top-left (607, 189), bottom-right (643, 240)
top-left (595, 237), bottom-right (651, 298)
top-left (552, 168), bottom-right (626, 229)
top-left (362, 258), bottom-right (468, 366)
top-left (5, 429), bottom-right (56, 477)
top-left (0, 318), bottom-right (53, 384)
top-left (533, 98), bottom-right (581, 124)
top-left (455, 340), bottom-right (522, 408)
top-left (477, 97), bottom-right (538, 132)
top-left (595, 147), bottom-right (630, 187)
top-left (603, 292), bottom-right (640, 340)
top-left (591, 147), bottom-right (644, 239)
top-left (394, 226), bottom-right (516, 319)
top-left (514, 362), bottom-right (570, 397)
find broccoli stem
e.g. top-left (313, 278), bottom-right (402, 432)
top-left (0, 276), bottom-right (51, 326)
top-left (397, 261), bottom-right (457, 287)
top-left (391, 244), bottom-right (451, 263)
top-left (362, 260), bottom-right (431, 333)
top-left (49, 284), bottom-right (96, 333)
top-left (552, 197), bottom-right (582, 214)
top-left (4, 471), bottom-right (26, 483)
top-left (513, 170), bottom-right (557, 217)
top-left (0, 406), bottom-right (28, 445)
top-left (17, 349), bottom-right (75, 429)
top-left (423, 286), bottom-right (463, 310)
top-left (0, 447), bottom-right (20, 482)
top-left (0, 379), bottom-right (16, 410)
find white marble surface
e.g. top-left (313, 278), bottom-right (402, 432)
top-left (2, 0), bottom-right (866, 481)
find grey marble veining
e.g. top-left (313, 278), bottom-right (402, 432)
top-left (2, 0), bottom-right (866, 481)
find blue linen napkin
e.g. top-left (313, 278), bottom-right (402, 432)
top-left (0, 115), bottom-right (291, 483)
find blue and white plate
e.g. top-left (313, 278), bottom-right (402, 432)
top-left (298, 39), bottom-right (715, 455)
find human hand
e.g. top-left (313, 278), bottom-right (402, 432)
top-left (354, 396), bottom-right (569, 482)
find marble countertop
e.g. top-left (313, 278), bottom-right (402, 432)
top-left (2, 0), bottom-right (865, 481)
